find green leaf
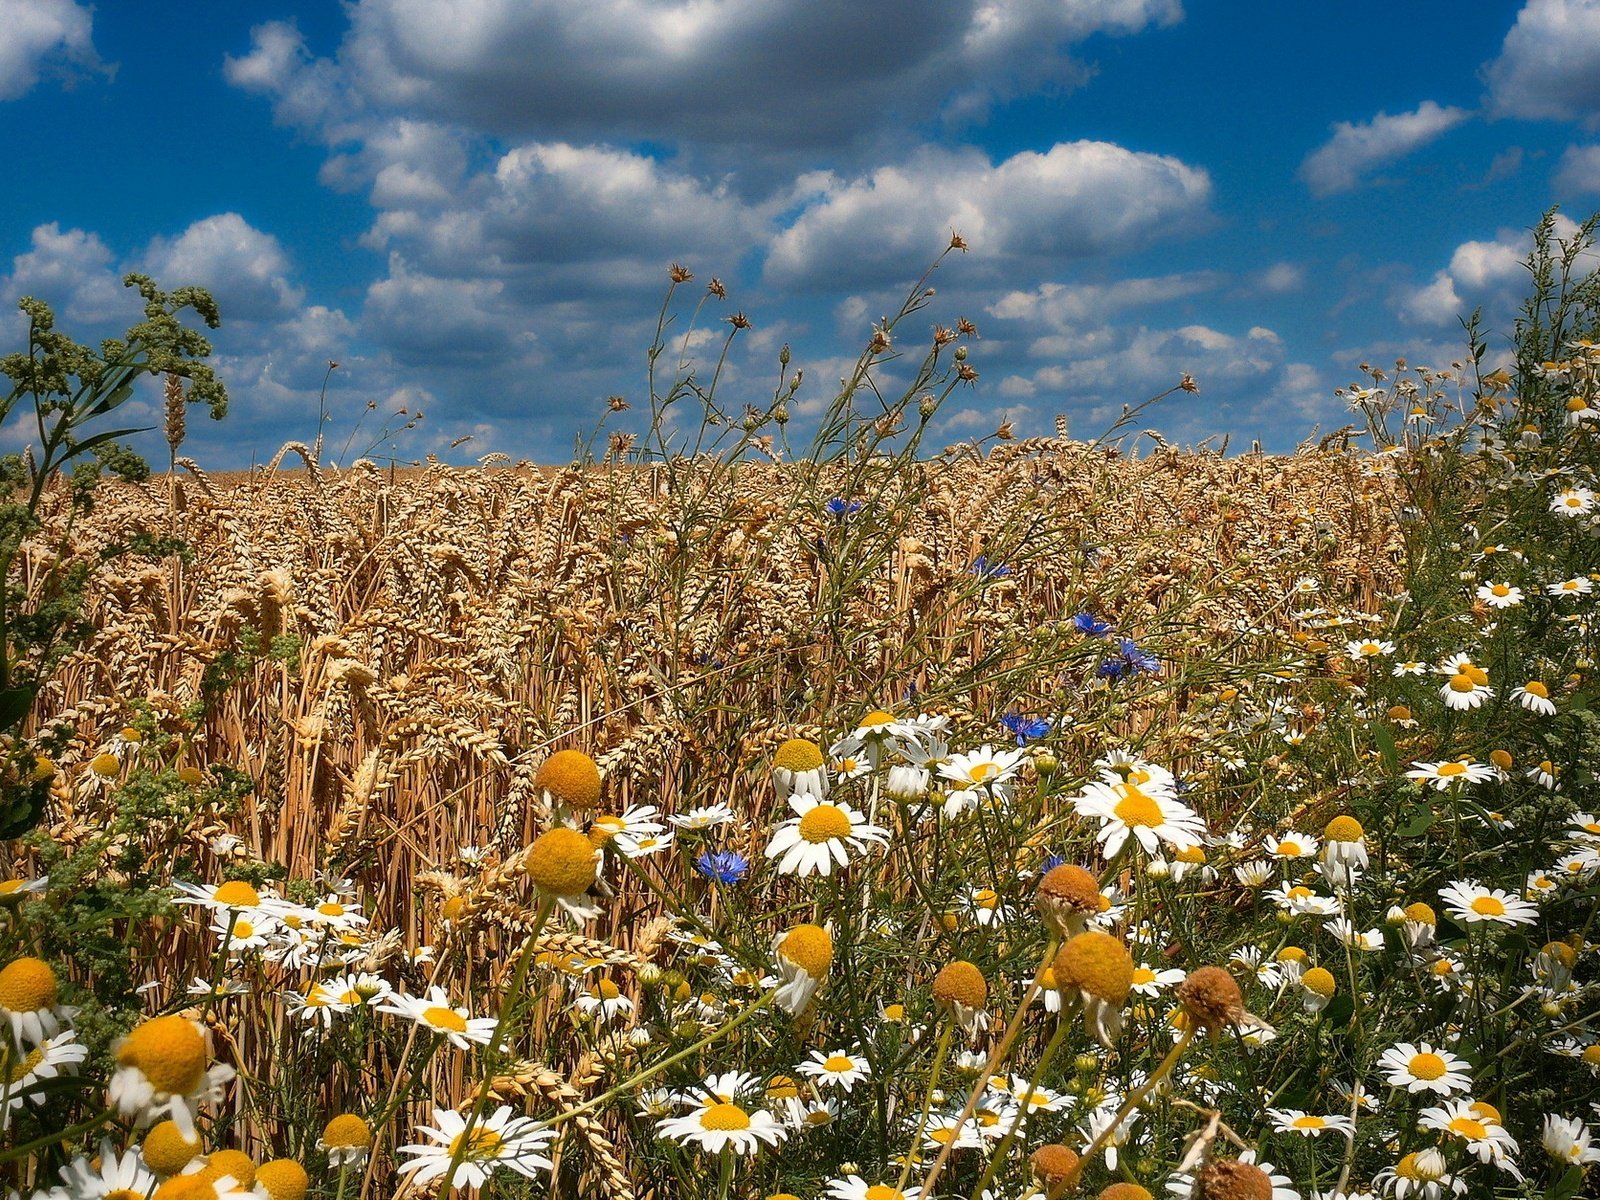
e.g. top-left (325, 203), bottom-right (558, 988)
top-left (1324, 993), bottom-right (1355, 1027)
top-left (1396, 804), bottom-right (1435, 838)
top-left (1370, 720), bottom-right (1398, 772)
top-left (0, 685), bottom-right (34, 731)
top-left (1553, 1164), bottom-right (1585, 1200)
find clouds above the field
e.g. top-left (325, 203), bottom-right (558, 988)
top-left (8, 3), bottom-right (1600, 463)
top-left (226, 1), bottom-right (1182, 153)
top-left (1299, 101), bottom-right (1471, 196)
top-left (0, 0), bottom-right (102, 101)
top-left (1395, 215), bottom-right (1587, 328)
top-left (1484, 0), bottom-right (1600, 122)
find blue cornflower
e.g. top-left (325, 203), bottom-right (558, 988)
top-left (1098, 637), bottom-right (1160, 680)
top-left (1000, 713), bottom-right (1052, 745)
top-left (695, 850), bottom-right (749, 884)
top-left (824, 497), bottom-right (863, 519)
top-left (1041, 852), bottom-right (1067, 873)
top-left (970, 555), bottom-right (1012, 578)
top-left (1073, 612), bottom-right (1112, 637)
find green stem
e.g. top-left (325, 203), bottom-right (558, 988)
top-left (895, 1018), bottom-right (955, 1192)
top-left (968, 1016), bottom-right (1072, 1200)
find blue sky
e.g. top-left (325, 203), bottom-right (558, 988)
top-left (4, 0), bottom-right (1600, 465)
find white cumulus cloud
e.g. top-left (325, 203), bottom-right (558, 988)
top-left (1484, 0), bottom-right (1600, 121)
top-left (0, 0), bottom-right (102, 101)
top-left (765, 142), bottom-right (1212, 289)
top-left (141, 214), bottom-right (305, 322)
top-left (1299, 101), bottom-right (1471, 196)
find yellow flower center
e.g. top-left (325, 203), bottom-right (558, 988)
top-left (421, 1006), bottom-right (468, 1033)
top-left (105, 1189), bottom-right (144, 1200)
top-left (1054, 931), bottom-right (1134, 1003)
top-left (256, 1160), bottom-right (309, 1200)
top-left (142, 1120), bottom-right (202, 1176)
top-left (1524, 681), bottom-right (1549, 698)
top-left (1582, 1045), bottom-right (1600, 1065)
top-left (767, 1075), bottom-right (799, 1100)
top-left (778, 924), bottom-right (834, 977)
top-left (1301, 967), bottom-right (1335, 997)
top-left (322, 1114), bottom-right (371, 1149)
top-left (932, 959), bottom-right (988, 1009)
top-left (524, 827), bottom-right (598, 896)
top-left (859, 710), bottom-right (896, 729)
top-left (1435, 762), bottom-right (1466, 777)
top-left (699, 1102), bottom-right (752, 1131)
top-left (1174, 845), bottom-right (1207, 863)
top-left (447, 1128), bottom-right (503, 1156)
top-left (1324, 815), bottom-right (1363, 841)
top-left (1407, 1052), bottom-right (1448, 1080)
top-left (1131, 967), bottom-right (1156, 985)
top-left (212, 881), bottom-right (261, 908)
top-left (0, 956), bottom-right (59, 1013)
top-left (1292, 1115), bottom-right (1327, 1129)
top-left (119, 1016), bottom-right (208, 1096)
top-left (1471, 895), bottom-right (1507, 916)
top-left (1404, 903), bottom-right (1435, 923)
top-left (317, 902), bottom-right (347, 918)
top-left (823, 1054), bottom-right (855, 1072)
top-left (772, 738), bottom-right (824, 772)
top-left (798, 804), bottom-right (853, 843)
top-left (864, 1188), bottom-right (906, 1200)
top-left (972, 888), bottom-right (998, 909)
top-left (534, 749), bottom-right (602, 809)
top-left (1288, 886), bottom-right (1313, 901)
top-left (1491, 584), bottom-right (1511, 597)
top-left (1447, 675), bottom-right (1476, 694)
top-left (1277, 841), bottom-right (1302, 857)
top-left (8, 1045), bottom-right (43, 1083)
top-left (1111, 784), bottom-right (1164, 828)
top-left (1448, 1117), bottom-right (1488, 1141)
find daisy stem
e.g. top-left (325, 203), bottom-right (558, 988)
top-left (966, 1015), bottom-right (1072, 1200)
top-left (918, 937), bottom-right (1059, 1196)
top-left (433, 893), bottom-right (555, 1200)
top-left (534, 989), bottom-right (777, 1131)
top-left (894, 1017), bottom-right (954, 1192)
top-left (1072, 1025), bottom-right (1195, 1186)
top-left (335, 1163), bottom-right (350, 1200)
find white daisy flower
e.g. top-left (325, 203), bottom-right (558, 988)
top-left (764, 792), bottom-right (889, 877)
top-left (670, 804), bottom-right (738, 830)
top-left (398, 1105), bottom-right (554, 1191)
top-left (1419, 1099), bottom-right (1521, 1174)
top-left (1547, 576), bottom-right (1594, 598)
top-left (1404, 760), bottom-right (1496, 790)
top-left (49, 1140), bottom-right (158, 1200)
top-left (1542, 1113), bottom-right (1600, 1167)
top-left (1512, 681), bottom-right (1557, 714)
top-left (108, 1015), bottom-right (236, 1137)
top-left (656, 1099), bottom-right (788, 1154)
top-left (1070, 774), bottom-right (1205, 858)
top-left (1474, 582), bottom-right (1523, 608)
top-left (1438, 881), bottom-right (1539, 927)
top-left (1552, 485), bottom-right (1597, 516)
top-left (376, 986), bottom-right (500, 1048)
top-left (1346, 638), bottom-right (1395, 659)
top-left (1269, 1108), bottom-right (1356, 1137)
top-left (1379, 1042), bottom-right (1473, 1096)
top-left (798, 1048), bottom-right (871, 1092)
top-left (826, 1176), bottom-right (922, 1200)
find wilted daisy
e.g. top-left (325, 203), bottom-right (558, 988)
top-left (2, 1029), bottom-right (87, 1126)
top-left (831, 709), bottom-right (926, 766)
top-left (377, 987), bottom-right (499, 1048)
top-left (1405, 759), bottom-right (1496, 790)
top-left (764, 792), bottom-right (888, 877)
top-left (523, 827), bottom-right (601, 918)
top-left (798, 1048), bottom-right (870, 1092)
top-left (772, 923), bottom-right (832, 1014)
top-left (1053, 931), bottom-right (1134, 1046)
top-left (1526, 758), bottom-right (1562, 790)
top-left (1372, 1147), bottom-right (1466, 1199)
top-left (1380, 1042), bottom-right (1473, 1096)
top-left (1542, 1114), bottom-right (1600, 1167)
top-left (1321, 816), bottom-right (1369, 885)
top-left (318, 1113), bottom-right (373, 1168)
top-left (771, 739), bottom-right (828, 800)
top-left (931, 959), bottom-right (990, 1036)
top-left (1166, 1152), bottom-right (1297, 1200)
top-left (1438, 672), bottom-right (1493, 710)
top-left (575, 978), bottom-right (634, 1024)
top-left (657, 1096), bottom-right (788, 1154)
top-left (1511, 681), bottom-right (1557, 715)
top-left (1439, 881), bottom-right (1538, 927)
top-left (108, 1015), bottom-right (236, 1136)
top-left (1070, 774), bottom-right (1204, 858)
top-left (398, 1106), bottom-right (554, 1191)
top-left (1269, 1108), bottom-right (1356, 1137)
top-left (1297, 966), bottom-right (1337, 1012)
